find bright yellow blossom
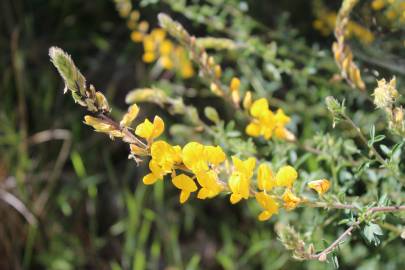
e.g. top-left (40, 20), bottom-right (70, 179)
top-left (196, 170), bottom-right (223, 199)
top-left (246, 99), bottom-right (275, 139)
top-left (228, 156), bottom-right (256, 204)
top-left (255, 192), bottom-right (279, 221)
top-left (142, 140), bottom-right (181, 185)
top-left (308, 179), bottom-right (331, 195)
top-left (172, 174), bottom-right (198, 203)
top-left (282, 188), bottom-right (301, 210)
top-left (257, 163), bottom-right (275, 191)
top-left (182, 142), bottom-right (226, 173)
top-left (275, 165), bottom-right (298, 188)
top-left (182, 142), bottom-right (208, 173)
top-left (135, 115), bottom-right (164, 141)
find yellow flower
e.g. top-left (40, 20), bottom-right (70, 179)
top-left (143, 36), bottom-right (155, 52)
top-left (257, 163), bottom-right (275, 191)
top-left (182, 142), bottom-right (208, 173)
top-left (150, 28), bottom-right (166, 42)
top-left (120, 104), bottom-right (139, 127)
top-left (203, 145), bottom-right (226, 165)
top-left (282, 189), bottom-right (301, 210)
top-left (159, 40), bottom-right (173, 56)
top-left (308, 179), bottom-right (331, 195)
top-left (255, 192), bottom-right (279, 221)
top-left (182, 142), bottom-right (226, 173)
top-left (275, 165), bottom-right (298, 188)
top-left (142, 52), bottom-right (156, 63)
top-left (135, 115), bottom-right (164, 141)
top-left (228, 156), bottom-right (256, 204)
top-left (230, 77), bottom-right (240, 92)
top-left (130, 31), bottom-right (144, 42)
top-left (371, 0), bottom-right (386, 10)
top-left (142, 140), bottom-right (181, 185)
top-left (246, 98), bottom-right (276, 139)
top-left (172, 174), bottom-right (198, 203)
top-left (196, 170), bottom-right (223, 199)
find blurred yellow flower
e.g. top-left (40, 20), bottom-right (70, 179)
top-left (135, 115), bottom-right (164, 141)
top-left (228, 156), bottom-right (256, 204)
top-left (308, 179), bottom-right (331, 195)
top-left (275, 165), bottom-right (298, 188)
top-left (120, 104), bottom-right (139, 127)
top-left (172, 174), bottom-right (198, 203)
top-left (255, 192), bottom-right (279, 221)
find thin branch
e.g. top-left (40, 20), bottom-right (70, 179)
top-left (310, 221), bottom-right (360, 260)
top-left (308, 204), bottom-right (405, 261)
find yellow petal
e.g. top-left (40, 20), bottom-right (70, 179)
top-left (120, 104), bottom-right (140, 127)
top-left (230, 194), bottom-right (242, 204)
top-left (246, 122), bottom-right (261, 137)
top-left (172, 174), bottom-right (197, 192)
top-left (143, 173), bottom-right (158, 185)
top-left (179, 190), bottom-right (190, 203)
top-left (276, 166), bottom-right (298, 188)
top-left (250, 98), bottom-right (268, 118)
top-left (152, 115), bottom-right (165, 139)
top-left (204, 145), bottom-right (226, 165)
top-left (135, 118), bottom-right (154, 139)
top-left (258, 211), bottom-right (272, 221)
top-left (257, 163), bottom-right (274, 191)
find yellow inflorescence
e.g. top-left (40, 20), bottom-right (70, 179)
top-left (83, 101), bottom-right (329, 221)
top-left (246, 98), bottom-right (293, 140)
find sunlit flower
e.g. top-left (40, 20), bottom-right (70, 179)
top-left (135, 115), bottom-right (164, 141)
top-left (257, 163), bottom-right (275, 192)
top-left (228, 156), bottom-right (256, 204)
top-left (255, 192), bottom-right (279, 221)
top-left (196, 170), bottom-right (223, 199)
top-left (246, 98), bottom-right (275, 139)
top-left (275, 165), bottom-right (298, 188)
top-left (282, 188), bottom-right (301, 210)
top-left (172, 174), bottom-right (198, 203)
top-left (182, 142), bottom-right (226, 173)
top-left (308, 179), bottom-right (331, 195)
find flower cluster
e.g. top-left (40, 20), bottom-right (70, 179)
top-left (125, 10), bottom-right (194, 78)
top-left (245, 98), bottom-right (293, 140)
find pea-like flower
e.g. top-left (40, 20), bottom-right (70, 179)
top-left (142, 140), bottom-right (181, 185)
top-left (245, 98), bottom-right (293, 140)
top-left (172, 174), bottom-right (198, 203)
top-left (135, 115), bottom-right (165, 142)
top-left (196, 170), bottom-right (223, 199)
top-left (282, 189), bottom-right (301, 210)
top-left (255, 192), bottom-right (279, 221)
top-left (228, 156), bottom-right (256, 204)
top-left (182, 142), bottom-right (226, 173)
top-left (308, 179), bottom-right (331, 195)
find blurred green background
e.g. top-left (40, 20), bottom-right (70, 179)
top-left (1, 0), bottom-right (404, 269)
